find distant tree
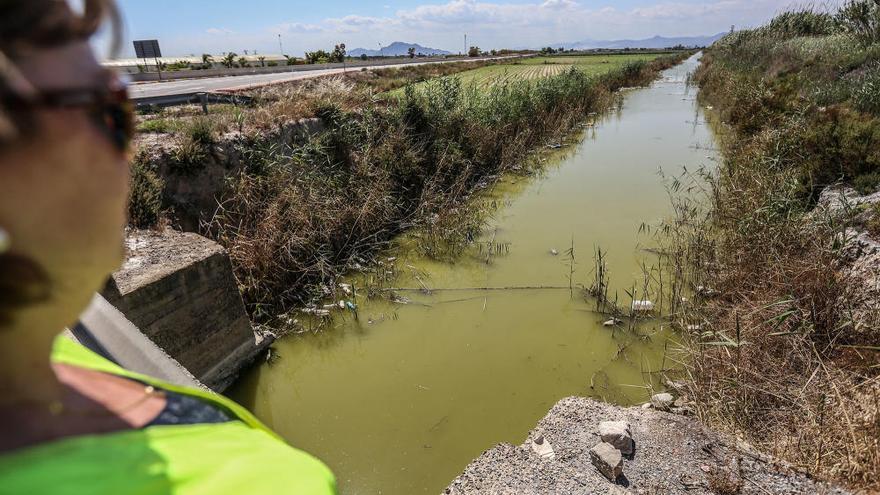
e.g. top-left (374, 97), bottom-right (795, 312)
top-left (331, 43), bottom-right (346, 63)
top-left (490, 49), bottom-right (498, 56)
top-left (221, 52), bottom-right (237, 68)
top-left (468, 46), bottom-right (481, 57)
top-left (407, 47), bottom-right (416, 58)
top-left (237, 56), bottom-right (248, 67)
top-left (304, 50), bottom-right (331, 64)
top-left (360, 53), bottom-right (368, 61)
top-left (258, 56), bottom-right (266, 67)
top-left (283, 54), bottom-right (297, 65)
top-left (201, 53), bottom-right (214, 65)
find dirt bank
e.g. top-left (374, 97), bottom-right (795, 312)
top-left (446, 396), bottom-right (848, 494)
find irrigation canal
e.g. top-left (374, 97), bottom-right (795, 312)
top-left (230, 53), bottom-right (718, 494)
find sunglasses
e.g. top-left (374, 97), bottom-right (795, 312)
top-left (3, 82), bottom-right (134, 152)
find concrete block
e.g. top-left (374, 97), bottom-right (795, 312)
top-left (102, 229), bottom-right (271, 391)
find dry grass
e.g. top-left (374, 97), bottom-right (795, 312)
top-left (661, 6), bottom-right (880, 490)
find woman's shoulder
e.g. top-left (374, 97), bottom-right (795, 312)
top-left (0, 420), bottom-right (337, 495)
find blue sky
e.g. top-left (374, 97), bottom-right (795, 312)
top-left (113, 0), bottom-right (813, 57)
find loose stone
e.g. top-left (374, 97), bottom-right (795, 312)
top-left (598, 421), bottom-right (634, 456)
top-left (590, 442), bottom-right (623, 481)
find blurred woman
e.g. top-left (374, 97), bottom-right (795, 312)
top-left (0, 1), bottom-right (336, 493)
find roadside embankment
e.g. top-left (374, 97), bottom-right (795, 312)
top-left (130, 52), bottom-right (691, 324)
top-left (665, 3), bottom-right (880, 490)
top-left (447, 396), bottom-right (848, 494)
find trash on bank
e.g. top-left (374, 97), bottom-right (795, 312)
top-left (631, 300), bottom-right (654, 312)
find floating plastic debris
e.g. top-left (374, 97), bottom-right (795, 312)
top-left (631, 300), bottom-right (654, 312)
top-left (302, 307), bottom-right (331, 317)
top-left (695, 286), bottom-right (720, 297)
top-left (531, 435), bottom-right (555, 460)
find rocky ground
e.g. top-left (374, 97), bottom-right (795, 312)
top-left (445, 396), bottom-right (849, 495)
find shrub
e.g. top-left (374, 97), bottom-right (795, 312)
top-left (182, 117), bottom-right (216, 146)
top-left (836, 0), bottom-right (880, 44)
top-left (167, 118), bottom-right (216, 175)
top-left (128, 157), bottom-right (165, 228)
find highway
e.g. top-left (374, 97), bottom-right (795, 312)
top-left (129, 56), bottom-right (524, 100)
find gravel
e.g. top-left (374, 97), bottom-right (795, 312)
top-left (444, 396), bottom-right (850, 494)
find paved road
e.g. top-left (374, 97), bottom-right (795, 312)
top-left (129, 56), bottom-right (524, 100)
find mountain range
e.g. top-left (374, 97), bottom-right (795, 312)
top-left (349, 42), bottom-right (452, 57)
top-left (554, 33), bottom-right (726, 50)
top-left (350, 34), bottom-right (726, 58)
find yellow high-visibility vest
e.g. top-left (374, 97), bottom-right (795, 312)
top-left (0, 336), bottom-right (337, 495)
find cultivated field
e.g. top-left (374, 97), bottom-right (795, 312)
top-left (450, 53), bottom-right (665, 87)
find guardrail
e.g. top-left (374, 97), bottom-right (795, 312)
top-left (126, 55), bottom-right (502, 83)
top-left (133, 92), bottom-right (252, 111)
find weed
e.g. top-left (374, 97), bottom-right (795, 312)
top-left (680, 3), bottom-right (880, 489)
top-left (137, 118), bottom-right (172, 134)
top-left (129, 155), bottom-right (165, 228)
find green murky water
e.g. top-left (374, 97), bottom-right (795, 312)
top-left (230, 54), bottom-right (717, 494)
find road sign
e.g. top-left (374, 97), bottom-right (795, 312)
top-left (133, 40), bottom-right (162, 59)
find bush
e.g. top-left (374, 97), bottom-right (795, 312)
top-left (165, 117), bottom-right (216, 175)
top-left (836, 0), bottom-right (880, 44)
top-left (129, 158), bottom-right (165, 228)
top-left (183, 117), bottom-right (216, 146)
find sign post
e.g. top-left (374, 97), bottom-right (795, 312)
top-left (133, 40), bottom-right (163, 81)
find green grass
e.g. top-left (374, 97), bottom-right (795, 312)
top-left (436, 53), bottom-right (665, 88)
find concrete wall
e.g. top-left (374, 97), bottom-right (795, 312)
top-left (102, 229), bottom-right (271, 391)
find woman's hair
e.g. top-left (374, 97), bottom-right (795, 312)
top-left (0, 0), bottom-right (121, 327)
top-left (0, 0), bottom-right (121, 56)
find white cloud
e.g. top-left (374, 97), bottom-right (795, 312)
top-left (205, 28), bottom-right (235, 35)
top-left (142, 0), bottom-right (828, 57)
top-left (540, 0), bottom-right (579, 10)
top-left (276, 22), bottom-right (325, 34)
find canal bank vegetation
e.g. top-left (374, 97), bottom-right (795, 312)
top-left (671, 2), bottom-right (880, 490)
top-left (134, 60), bottom-right (500, 137)
top-left (131, 53), bottom-right (690, 321)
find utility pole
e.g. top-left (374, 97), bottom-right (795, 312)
top-left (464, 33), bottom-right (467, 56)
top-left (278, 34), bottom-right (284, 55)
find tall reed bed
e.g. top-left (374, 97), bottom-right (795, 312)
top-left (677, 2), bottom-right (880, 489)
top-left (203, 54), bottom-right (688, 320)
